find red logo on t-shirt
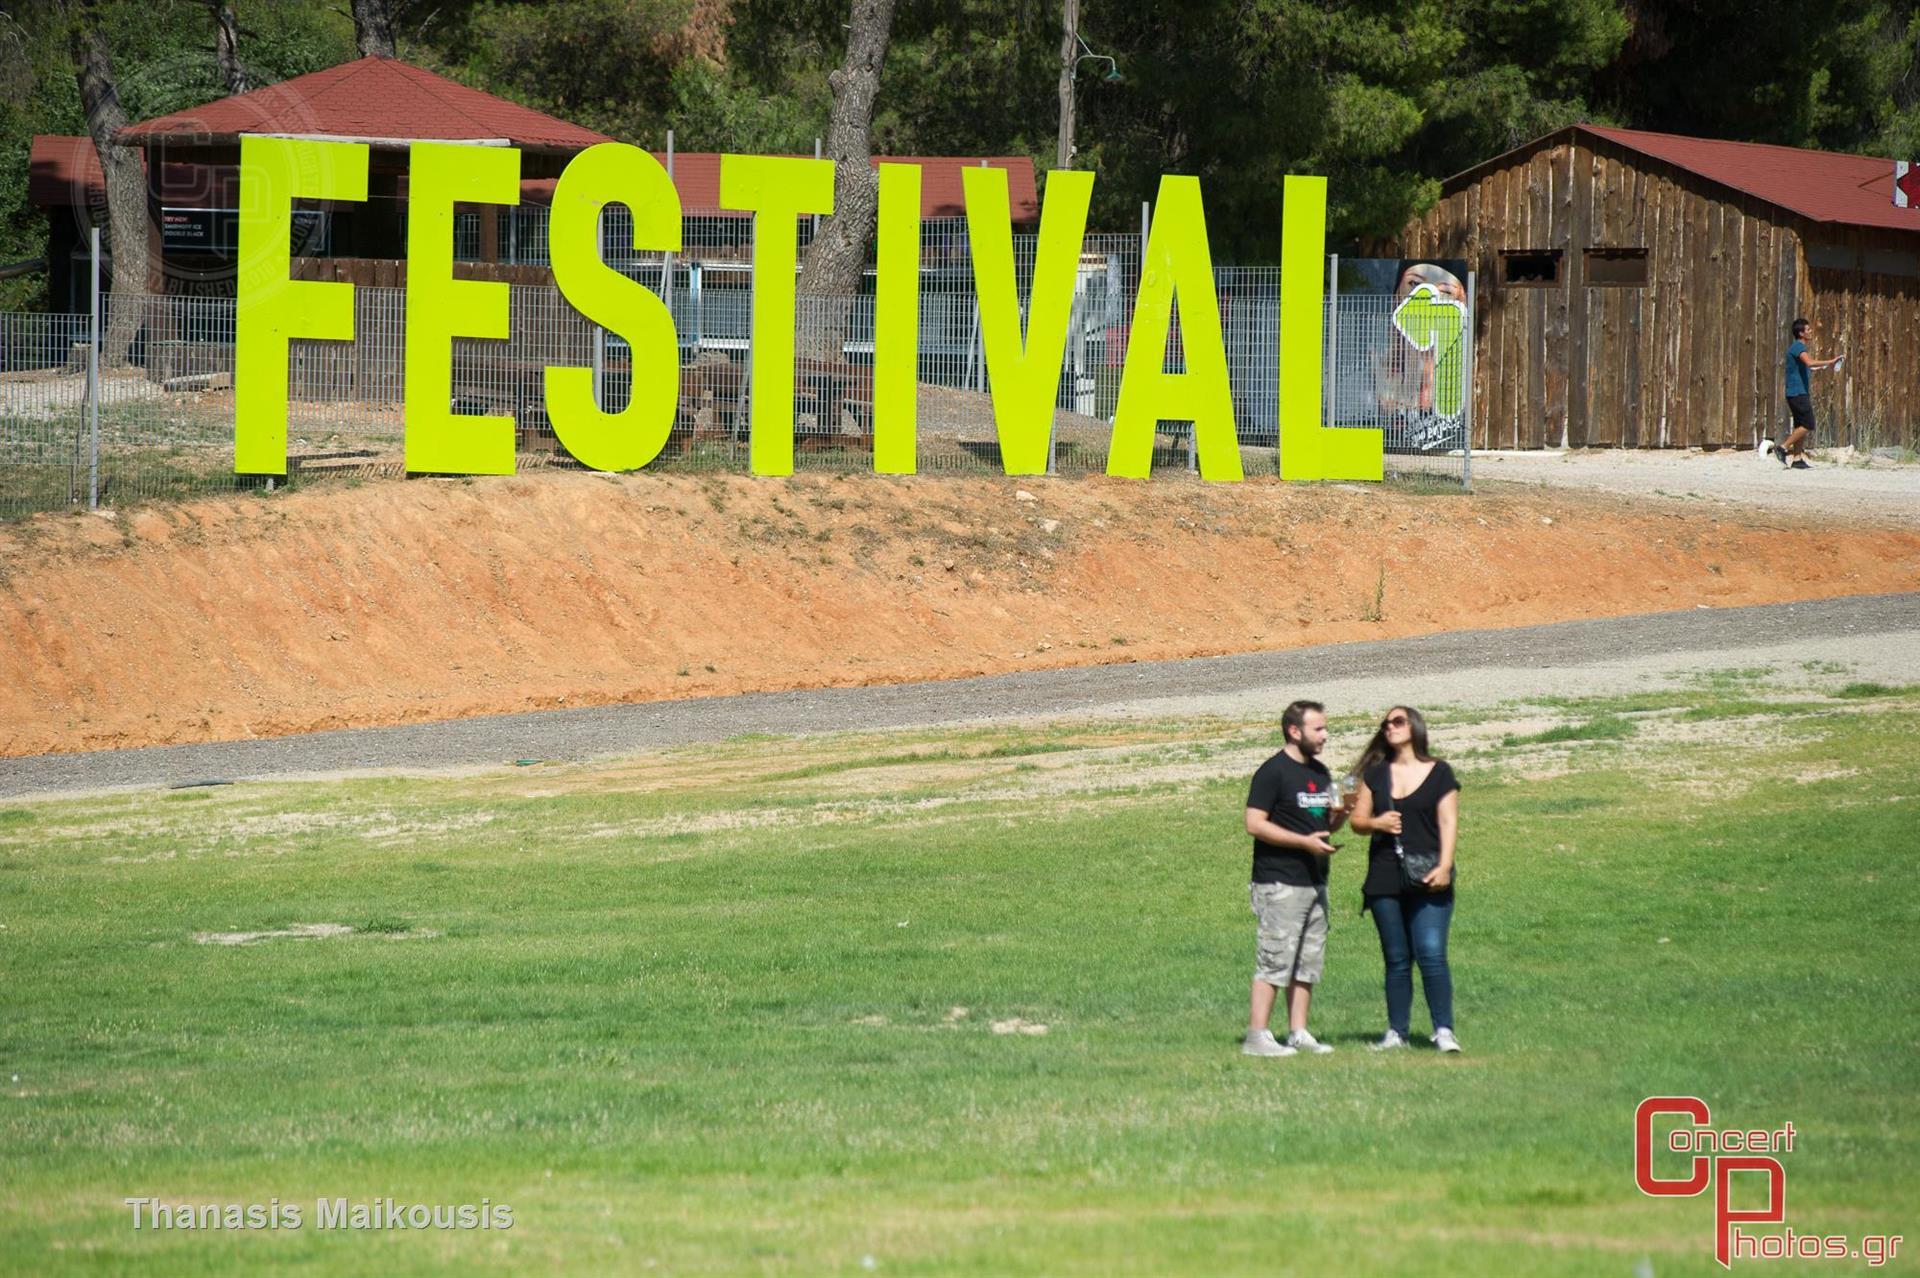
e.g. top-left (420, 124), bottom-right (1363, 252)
top-left (1306, 781), bottom-right (1318, 791)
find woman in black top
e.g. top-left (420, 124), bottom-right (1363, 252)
top-left (1345, 706), bottom-right (1462, 1053)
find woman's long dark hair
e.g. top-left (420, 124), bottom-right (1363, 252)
top-left (1348, 705), bottom-right (1433, 781)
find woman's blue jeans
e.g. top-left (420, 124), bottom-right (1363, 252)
top-left (1368, 891), bottom-right (1455, 1035)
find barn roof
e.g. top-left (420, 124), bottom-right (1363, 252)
top-left (1448, 124), bottom-right (1920, 235)
top-left (118, 56), bottom-right (611, 153)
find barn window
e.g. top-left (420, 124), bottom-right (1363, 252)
top-left (1585, 247), bottom-right (1648, 287)
top-left (1863, 248), bottom-right (1919, 278)
top-left (1501, 249), bottom-right (1562, 287)
top-left (1806, 243), bottom-right (1858, 271)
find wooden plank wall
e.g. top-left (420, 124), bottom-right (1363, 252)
top-left (1804, 223), bottom-right (1920, 449)
top-left (1397, 142), bottom-right (1574, 448)
top-left (1389, 133), bottom-right (1920, 449)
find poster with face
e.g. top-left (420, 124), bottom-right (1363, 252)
top-left (1332, 258), bottom-right (1470, 453)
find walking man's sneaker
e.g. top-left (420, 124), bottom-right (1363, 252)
top-left (1791, 459), bottom-right (1810, 469)
top-left (1369, 1029), bottom-right (1410, 1052)
top-left (1241, 1029), bottom-right (1298, 1057)
top-left (1432, 1027), bottom-right (1463, 1053)
top-left (1286, 1028), bottom-right (1335, 1055)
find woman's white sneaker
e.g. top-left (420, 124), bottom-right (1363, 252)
top-left (1369, 1029), bottom-right (1410, 1052)
top-left (1432, 1027), bottom-right (1463, 1053)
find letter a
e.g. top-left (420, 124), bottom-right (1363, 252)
top-left (1108, 175), bottom-right (1242, 481)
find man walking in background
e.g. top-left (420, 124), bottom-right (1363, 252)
top-left (1242, 700), bottom-right (1348, 1057)
top-left (1768, 318), bottom-right (1842, 469)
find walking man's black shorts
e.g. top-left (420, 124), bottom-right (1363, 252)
top-left (1786, 395), bottom-right (1815, 432)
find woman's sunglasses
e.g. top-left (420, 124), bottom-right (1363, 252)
top-left (1384, 715), bottom-right (1410, 728)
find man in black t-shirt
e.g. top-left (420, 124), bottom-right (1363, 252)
top-left (1241, 699), bottom-right (1348, 1057)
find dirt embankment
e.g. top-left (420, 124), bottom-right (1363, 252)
top-left (2, 471), bottom-right (1916, 758)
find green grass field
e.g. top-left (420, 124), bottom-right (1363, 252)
top-left (3, 672), bottom-right (1917, 1275)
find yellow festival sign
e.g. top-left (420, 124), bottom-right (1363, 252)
top-left (234, 138), bottom-right (1381, 482)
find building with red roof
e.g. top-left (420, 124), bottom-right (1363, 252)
top-left (1394, 124), bottom-right (1919, 450)
top-left (29, 55), bottom-right (1040, 309)
top-left (117, 55), bottom-right (612, 154)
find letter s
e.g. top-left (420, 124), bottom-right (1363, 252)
top-left (545, 143), bottom-right (682, 471)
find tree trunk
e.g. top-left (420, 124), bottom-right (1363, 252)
top-left (69, 10), bottom-right (148, 365)
top-left (209, 0), bottom-right (248, 94)
top-left (352, 0), bottom-right (397, 58)
top-left (795, 0), bottom-right (895, 365)
top-left (1056, 0), bottom-right (1080, 169)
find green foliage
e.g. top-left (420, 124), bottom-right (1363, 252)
top-left (1835, 680), bottom-right (1914, 698)
top-left (0, 0), bottom-right (1911, 296)
top-left (440, 0), bottom-right (696, 142)
top-left (1592, 0), bottom-right (1917, 155)
top-left (0, 0), bottom-right (350, 310)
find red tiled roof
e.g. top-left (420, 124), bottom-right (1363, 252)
top-left (1582, 126), bottom-right (1917, 232)
top-left (1450, 124), bottom-right (1920, 234)
top-left (30, 135), bottom-right (244, 207)
top-left (27, 135), bottom-right (105, 207)
top-left (518, 154), bottom-right (1041, 222)
top-left (885, 156), bottom-right (1040, 221)
top-left (118, 56), bottom-right (610, 153)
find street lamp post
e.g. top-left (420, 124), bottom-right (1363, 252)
top-left (1056, 0), bottom-right (1081, 169)
top-left (1056, 2), bottom-right (1120, 170)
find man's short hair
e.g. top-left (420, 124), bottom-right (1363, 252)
top-left (1791, 317), bottom-right (1811, 339)
top-left (1281, 700), bottom-right (1325, 743)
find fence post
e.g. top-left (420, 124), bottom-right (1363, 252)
top-left (593, 320), bottom-right (606, 410)
top-left (811, 137), bottom-right (823, 243)
top-left (662, 130), bottom-right (676, 315)
top-left (1463, 269), bottom-right (1476, 490)
top-left (1325, 253), bottom-right (1338, 434)
top-left (975, 159), bottom-right (989, 398)
top-left (1107, 256), bottom-right (1121, 426)
top-left (88, 226), bottom-right (100, 510)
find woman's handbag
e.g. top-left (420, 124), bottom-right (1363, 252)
top-left (1397, 842), bottom-right (1442, 891)
top-left (1384, 789), bottom-right (1442, 890)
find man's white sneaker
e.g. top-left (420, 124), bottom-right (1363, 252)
top-left (1241, 1029), bottom-right (1298, 1057)
top-left (1286, 1028), bottom-right (1335, 1055)
top-left (1369, 1029), bottom-right (1410, 1052)
top-left (1432, 1027), bottom-right (1463, 1053)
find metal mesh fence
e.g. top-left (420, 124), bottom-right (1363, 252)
top-left (1, 300), bottom-right (247, 515)
top-left (2, 244), bottom-right (1470, 518)
top-left (1328, 291), bottom-right (1475, 486)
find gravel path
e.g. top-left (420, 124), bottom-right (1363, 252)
top-left (4, 591), bottom-right (1915, 800)
top-left (1471, 448), bottom-right (1920, 524)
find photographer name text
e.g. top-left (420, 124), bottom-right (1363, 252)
top-left (124, 1196), bottom-right (514, 1232)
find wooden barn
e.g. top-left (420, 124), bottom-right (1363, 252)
top-left (1393, 125), bottom-right (1920, 450)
